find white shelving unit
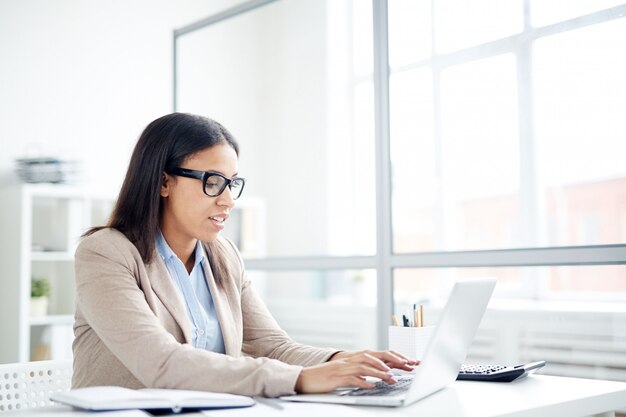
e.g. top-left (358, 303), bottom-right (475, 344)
top-left (0, 184), bottom-right (114, 363)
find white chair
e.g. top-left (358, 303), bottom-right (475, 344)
top-left (0, 360), bottom-right (72, 413)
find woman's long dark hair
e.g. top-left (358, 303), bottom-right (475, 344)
top-left (86, 113), bottom-right (239, 286)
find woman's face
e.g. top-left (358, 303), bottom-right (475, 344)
top-left (160, 143), bottom-right (239, 244)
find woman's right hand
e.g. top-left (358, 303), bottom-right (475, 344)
top-left (294, 352), bottom-right (397, 394)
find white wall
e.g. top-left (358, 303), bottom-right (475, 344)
top-left (0, 0), bottom-right (244, 195)
top-left (177, 0), bottom-right (331, 257)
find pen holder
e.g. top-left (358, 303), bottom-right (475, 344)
top-left (388, 326), bottom-right (435, 361)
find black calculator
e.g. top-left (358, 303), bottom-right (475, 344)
top-left (457, 361), bottom-right (546, 382)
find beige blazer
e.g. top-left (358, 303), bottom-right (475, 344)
top-left (72, 228), bottom-right (337, 397)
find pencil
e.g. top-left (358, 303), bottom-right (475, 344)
top-left (420, 304), bottom-right (425, 327)
top-left (392, 314), bottom-right (399, 326)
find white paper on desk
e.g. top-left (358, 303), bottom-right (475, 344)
top-left (2, 409), bottom-right (149, 417)
top-left (81, 411), bottom-right (149, 417)
top-left (202, 398), bottom-right (374, 416)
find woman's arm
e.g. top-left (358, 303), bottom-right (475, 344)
top-left (221, 236), bottom-right (338, 365)
top-left (239, 276), bottom-right (338, 365)
top-left (222, 238), bottom-right (418, 393)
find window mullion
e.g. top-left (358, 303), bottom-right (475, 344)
top-left (518, 0), bottom-right (539, 298)
top-left (372, 0), bottom-right (393, 350)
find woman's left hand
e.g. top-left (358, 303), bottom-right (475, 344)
top-left (329, 350), bottom-right (418, 372)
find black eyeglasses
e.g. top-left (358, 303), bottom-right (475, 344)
top-left (166, 167), bottom-right (246, 200)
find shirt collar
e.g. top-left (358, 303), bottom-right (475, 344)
top-left (193, 238), bottom-right (207, 268)
top-left (156, 231), bottom-right (206, 268)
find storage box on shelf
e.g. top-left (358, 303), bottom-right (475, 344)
top-left (0, 184), bottom-right (114, 363)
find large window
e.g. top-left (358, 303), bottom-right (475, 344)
top-left (175, 0), bottom-right (626, 382)
top-left (391, 1), bottom-right (626, 252)
top-left (389, 0), bottom-right (626, 299)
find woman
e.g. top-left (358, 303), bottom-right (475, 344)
top-left (73, 113), bottom-right (415, 397)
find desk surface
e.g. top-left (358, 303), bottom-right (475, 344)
top-left (5, 375), bottom-right (626, 417)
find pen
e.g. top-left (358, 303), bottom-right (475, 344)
top-left (416, 304), bottom-right (422, 327)
top-left (402, 314), bottom-right (408, 327)
top-left (413, 304), bottom-right (418, 328)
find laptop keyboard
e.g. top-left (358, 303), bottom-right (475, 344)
top-left (343, 377), bottom-right (413, 397)
top-left (343, 363), bottom-right (516, 397)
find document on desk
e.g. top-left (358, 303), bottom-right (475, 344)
top-left (2, 409), bottom-right (150, 416)
top-left (50, 386), bottom-right (254, 412)
top-left (202, 397), bottom-right (374, 416)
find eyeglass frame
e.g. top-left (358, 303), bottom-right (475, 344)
top-left (165, 167), bottom-right (246, 199)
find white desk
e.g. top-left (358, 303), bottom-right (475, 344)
top-left (5, 375), bottom-right (626, 417)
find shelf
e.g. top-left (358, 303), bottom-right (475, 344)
top-left (29, 314), bottom-right (74, 326)
top-left (22, 183), bottom-right (87, 199)
top-left (0, 184), bottom-right (115, 363)
top-left (31, 251), bottom-right (74, 261)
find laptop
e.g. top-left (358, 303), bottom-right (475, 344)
top-left (280, 278), bottom-right (496, 407)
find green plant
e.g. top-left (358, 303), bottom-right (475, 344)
top-left (351, 270), bottom-right (365, 283)
top-left (31, 277), bottom-right (50, 298)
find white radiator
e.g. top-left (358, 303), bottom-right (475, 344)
top-left (465, 307), bottom-right (626, 382)
top-left (266, 300), bottom-right (377, 351)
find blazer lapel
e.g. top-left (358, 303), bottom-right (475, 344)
top-left (145, 254), bottom-right (193, 343)
top-left (203, 259), bottom-right (239, 356)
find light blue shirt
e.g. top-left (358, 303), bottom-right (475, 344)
top-left (156, 232), bottom-right (225, 353)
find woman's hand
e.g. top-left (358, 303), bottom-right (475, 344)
top-left (294, 350), bottom-right (417, 394)
top-left (330, 349), bottom-right (418, 372)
